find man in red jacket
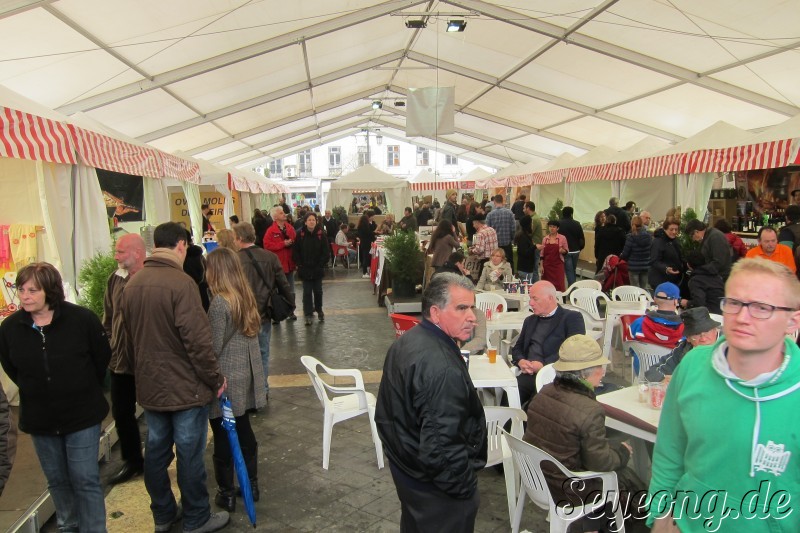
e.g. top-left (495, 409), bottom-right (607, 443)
top-left (263, 206), bottom-right (297, 322)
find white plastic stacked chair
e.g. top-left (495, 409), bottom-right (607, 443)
top-left (300, 356), bottom-right (384, 470)
top-left (611, 285), bottom-right (653, 304)
top-left (484, 406), bottom-right (527, 528)
top-left (503, 430), bottom-right (626, 533)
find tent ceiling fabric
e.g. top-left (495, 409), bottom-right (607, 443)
top-left (0, 0), bottom-right (798, 171)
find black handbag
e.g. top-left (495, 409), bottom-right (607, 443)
top-left (243, 248), bottom-right (294, 321)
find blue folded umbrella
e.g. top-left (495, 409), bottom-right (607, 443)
top-left (220, 395), bottom-right (256, 528)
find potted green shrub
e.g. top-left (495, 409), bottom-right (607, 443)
top-left (383, 230), bottom-right (424, 298)
top-left (679, 208), bottom-right (702, 256)
top-left (332, 206), bottom-right (349, 226)
top-left (77, 251), bottom-right (117, 318)
top-left (548, 198), bottom-right (564, 221)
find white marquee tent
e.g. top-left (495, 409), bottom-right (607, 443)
top-left (327, 164), bottom-right (410, 215)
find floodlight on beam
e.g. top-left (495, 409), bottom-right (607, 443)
top-left (372, 100), bottom-right (383, 110)
top-left (446, 20), bottom-right (467, 32)
top-left (405, 19), bottom-right (426, 29)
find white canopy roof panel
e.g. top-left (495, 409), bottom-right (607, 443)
top-left (0, 0), bottom-right (797, 172)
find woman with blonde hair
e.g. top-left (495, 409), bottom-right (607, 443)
top-left (215, 228), bottom-right (237, 251)
top-left (205, 248), bottom-right (266, 512)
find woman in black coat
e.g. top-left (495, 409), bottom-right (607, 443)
top-left (594, 214), bottom-right (627, 274)
top-left (648, 218), bottom-right (683, 289)
top-left (293, 213), bottom-right (330, 325)
top-left (357, 210), bottom-right (376, 277)
top-left (514, 215), bottom-right (537, 280)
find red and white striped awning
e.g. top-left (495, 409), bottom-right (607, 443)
top-left (69, 125), bottom-right (161, 178)
top-left (160, 151), bottom-right (200, 184)
top-left (687, 139), bottom-right (798, 173)
top-left (529, 169), bottom-right (566, 185)
top-left (409, 180), bottom-right (475, 191)
top-left (566, 153), bottom-right (687, 182)
top-left (0, 107), bottom-right (75, 164)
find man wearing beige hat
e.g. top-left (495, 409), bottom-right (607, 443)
top-left (439, 189), bottom-right (460, 236)
top-left (525, 334), bottom-right (647, 532)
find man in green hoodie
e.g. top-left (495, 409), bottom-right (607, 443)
top-left (648, 258), bottom-right (800, 532)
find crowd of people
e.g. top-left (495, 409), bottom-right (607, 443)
top-left (5, 190), bottom-right (800, 533)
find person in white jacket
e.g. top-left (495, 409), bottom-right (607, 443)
top-left (475, 249), bottom-right (513, 291)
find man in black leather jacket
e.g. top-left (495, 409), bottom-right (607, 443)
top-left (376, 273), bottom-right (487, 532)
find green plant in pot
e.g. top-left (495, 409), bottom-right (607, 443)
top-left (332, 206), bottom-right (348, 226)
top-left (77, 250), bottom-right (117, 318)
top-left (548, 198), bottom-right (564, 222)
top-left (383, 230), bottom-right (424, 298)
top-left (679, 207), bottom-right (702, 256)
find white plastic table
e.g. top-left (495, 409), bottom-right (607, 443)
top-left (597, 385), bottom-right (661, 442)
top-left (469, 354), bottom-right (521, 409)
top-left (484, 310), bottom-right (531, 350)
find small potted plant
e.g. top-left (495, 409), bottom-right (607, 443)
top-left (383, 230), bottom-right (424, 298)
top-left (77, 251), bottom-right (117, 318)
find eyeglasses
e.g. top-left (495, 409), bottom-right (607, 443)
top-left (720, 297), bottom-right (796, 320)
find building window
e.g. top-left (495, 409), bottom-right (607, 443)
top-left (268, 159), bottom-right (283, 177)
top-left (298, 150), bottom-right (312, 176)
top-left (328, 146), bottom-right (341, 169)
top-left (445, 154), bottom-right (458, 165)
top-left (387, 145), bottom-right (400, 167)
top-left (416, 146), bottom-right (429, 166)
top-left (357, 146), bottom-right (369, 167)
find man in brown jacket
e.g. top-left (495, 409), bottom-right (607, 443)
top-left (121, 222), bottom-right (229, 533)
top-left (103, 233), bottom-right (146, 485)
top-left (233, 221), bottom-right (294, 400)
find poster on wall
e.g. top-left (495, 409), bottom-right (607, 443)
top-left (170, 191), bottom-right (227, 231)
top-left (736, 167), bottom-right (800, 215)
top-left (97, 169), bottom-right (144, 222)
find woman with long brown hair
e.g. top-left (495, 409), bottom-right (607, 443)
top-left (205, 248), bottom-right (266, 513)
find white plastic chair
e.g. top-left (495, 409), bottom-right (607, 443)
top-left (559, 279), bottom-right (602, 303)
top-left (611, 285), bottom-right (653, 304)
top-left (503, 430), bottom-right (626, 533)
top-left (624, 340), bottom-right (673, 383)
top-left (535, 363), bottom-right (556, 393)
top-left (569, 288), bottom-right (609, 322)
top-left (484, 407), bottom-right (527, 528)
top-left (300, 356), bottom-right (384, 470)
top-left (475, 292), bottom-right (508, 315)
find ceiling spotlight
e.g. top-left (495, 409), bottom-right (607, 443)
top-left (372, 100), bottom-right (382, 110)
top-left (395, 100), bottom-right (406, 107)
top-left (405, 19), bottom-right (427, 29)
top-left (446, 19), bottom-right (467, 32)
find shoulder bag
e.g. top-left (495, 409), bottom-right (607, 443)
top-left (243, 247), bottom-right (294, 322)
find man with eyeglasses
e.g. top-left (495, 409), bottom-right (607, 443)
top-left (745, 226), bottom-right (796, 273)
top-left (644, 307), bottom-right (720, 382)
top-left (648, 258), bottom-right (800, 533)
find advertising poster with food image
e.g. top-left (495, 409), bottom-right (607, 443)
top-left (736, 167), bottom-right (800, 215)
top-left (97, 169), bottom-right (144, 222)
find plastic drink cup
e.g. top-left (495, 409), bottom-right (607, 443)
top-left (460, 350), bottom-right (470, 369)
top-left (486, 308), bottom-right (493, 321)
top-left (637, 381), bottom-right (650, 403)
top-left (650, 382), bottom-right (666, 409)
top-left (487, 348), bottom-right (497, 364)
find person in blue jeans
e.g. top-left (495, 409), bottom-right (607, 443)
top-left (121, 222), bottom-right (229, 533)
top-left (233, 222), bottom-right (294, 401)
top-left (0, 263), bottom-right (111, 532)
